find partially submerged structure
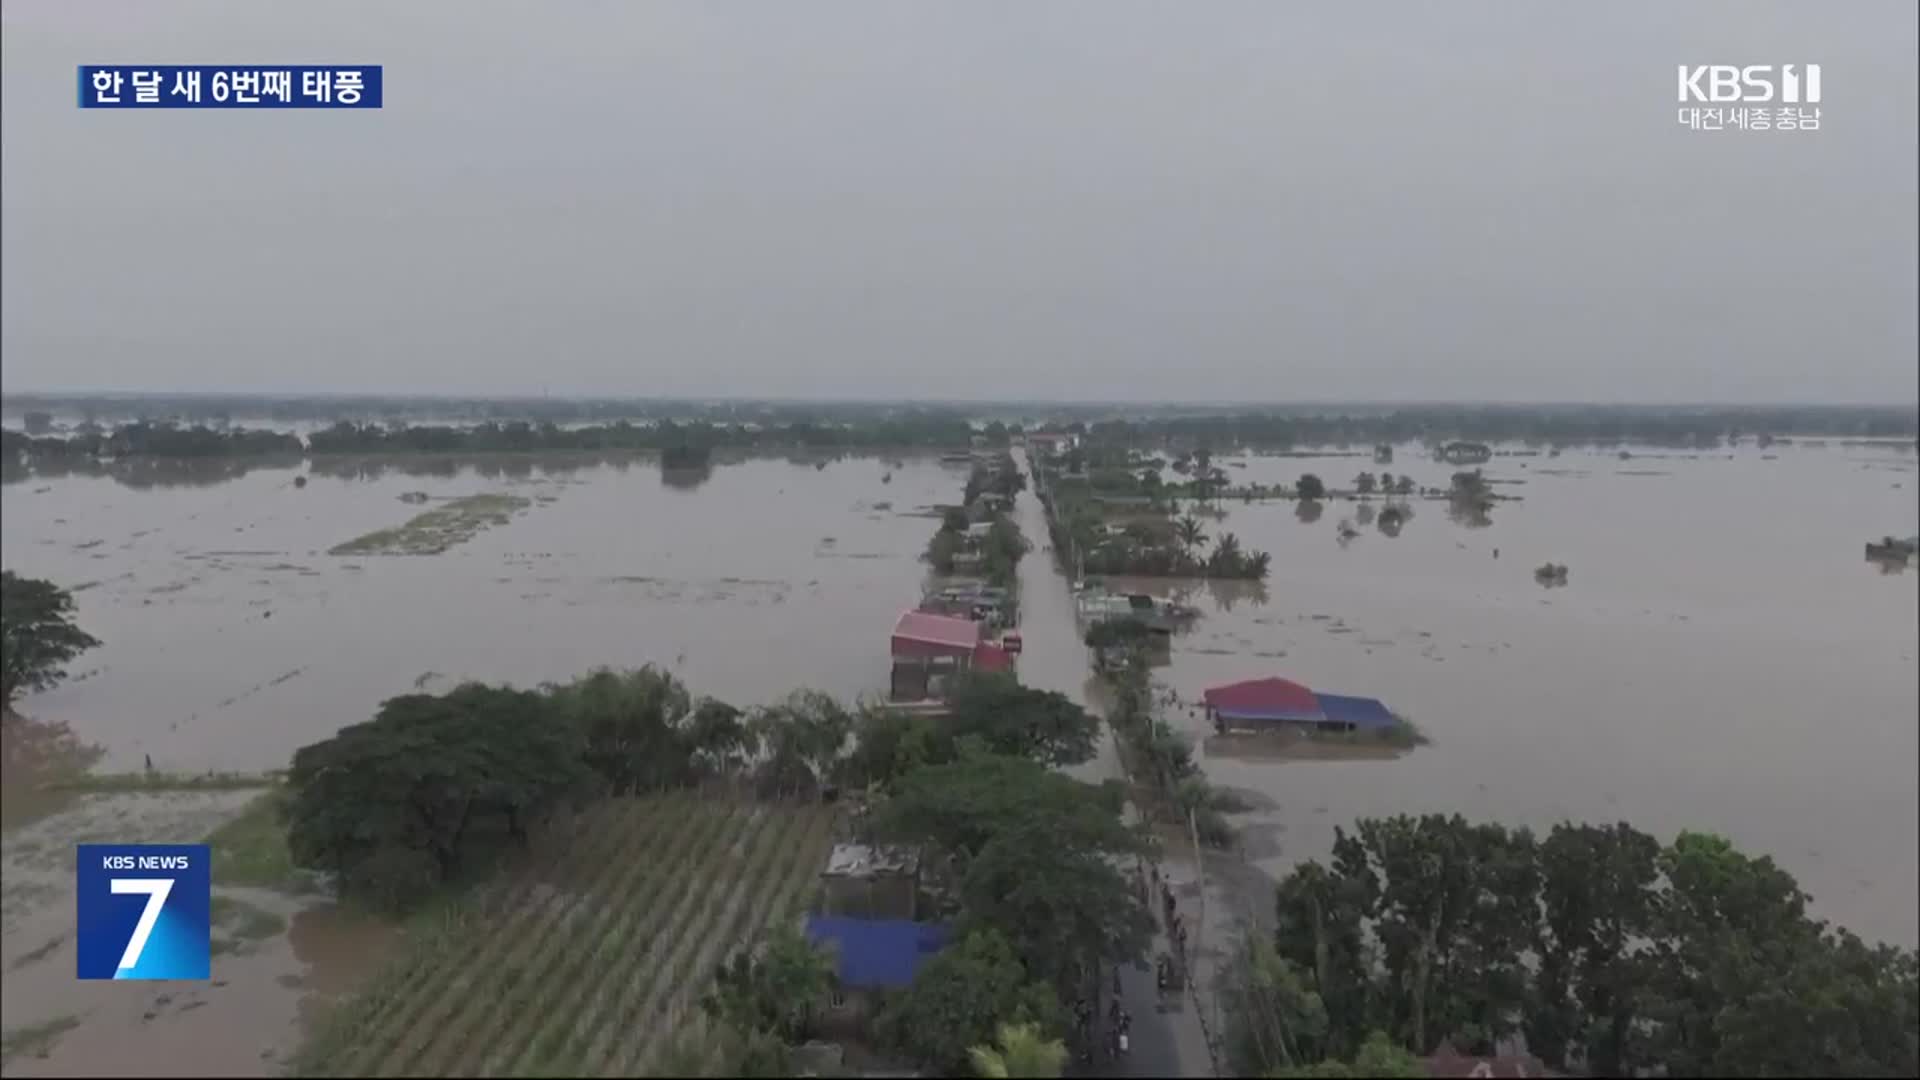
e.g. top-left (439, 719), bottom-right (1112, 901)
top-left (888, 610), bottom-right (1014, 700)
top-left (1203, 676), bottom-right (1405, 737)
top-left (1865, 535), bottom-right (1919, 562)
top-left (1439, 441), bottom-right (1493, 465)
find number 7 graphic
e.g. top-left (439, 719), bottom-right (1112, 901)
top-left (111, 878), bottom-right (174, 972)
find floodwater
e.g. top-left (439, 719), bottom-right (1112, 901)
top-left (1, 451), bottom-right (966, 1073)
top-left (1067, 442), bottom-right (1920, 948)
top-left (0, 785), bottom-right (396, 1077)
top-left (1, 453), bottom-right (965, 773)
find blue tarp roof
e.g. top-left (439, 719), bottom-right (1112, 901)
top-left (1313, 693), bottom-right (1399, 731)
top-left (804, 916), bottom-right (953, 990)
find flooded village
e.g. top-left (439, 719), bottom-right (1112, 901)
top-left (1, 405), bottom-right (1915, 1077)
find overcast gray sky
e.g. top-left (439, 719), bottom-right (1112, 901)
top-left (2, 1), bottom-right (1914, 403)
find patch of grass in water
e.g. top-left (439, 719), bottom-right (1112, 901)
top-left (1, 1015), bottom-right (81, 1067)
top-left (329, 493), bottom-right (533, 556)
top-left (211, 894), bottom-right (289, 948)
top-left (205, 789), bottom-right (310, 892)
top-left (37, 770), bottom-right (280, 795)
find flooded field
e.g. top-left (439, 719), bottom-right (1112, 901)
top-left (1092, 443), bottom-right (1920, 948)
top-left (0, 451), bottom-right (964, 1073)
top-left (1, 453), bottom-right (964, 773)
top-left (0, 439), bottom-right (1914, 1074)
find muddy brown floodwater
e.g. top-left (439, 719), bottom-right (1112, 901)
top-left (1052, 443), bottom-right (1918, 948)
top-left (0, 452), bottom-right (977, 1074)
top-left (0, 442), bottom-right (1914, 1075)
top-left (1, 454), bottom-right (967, 773)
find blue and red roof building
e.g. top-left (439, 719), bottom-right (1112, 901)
top-left (1201, 676), bottom-right (1400, 733)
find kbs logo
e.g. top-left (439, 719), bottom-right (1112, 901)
top-left (76, 844), bottom-right (210, 980)
top-left (1678, 64), bottom-right (1821, 103)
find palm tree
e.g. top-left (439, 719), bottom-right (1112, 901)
top-left (1246, 550), bottom-right (1272, 580)
top-left (1208, 531), bottom-right (1244, 575)
top-left (967, 1022), bottom-right (1067, 1079)
top-left (1174, 514), bottom-right (1207, 554)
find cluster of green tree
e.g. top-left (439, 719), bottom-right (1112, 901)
top-left (2, 423), bottom-right (301, 463)
top-left (1222, 815), bottom-right (1920, 1078)
top-left (693, 925), bottom-right (841, 1076)
top-left (1036, 449), bottom-right (1273, 581)
top-left (687, 673), bottom-right (1121, 1076)
top-left (5, 413), bottom-right (1005, 467)
top-left (1072, 405), bottom-right (1918, 450)
top-left (864, 753), bottom-right (1148, 1074)
top-left (282, 669), bottom-right (852, 911)
top-left (305, 416), bottom-right (998, 455)
top-left (963, 452), bottom-right (1028, 505)
top-left (2, 573), bottom-right (103, 707)
top-left (1351, 471), bottom-right (1417, 497)
top-left (926, 458), bottom-right (1030, 589)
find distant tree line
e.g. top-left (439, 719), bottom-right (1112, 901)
top-left (1074, 405), bottom-right (1918, 450)
top-left (2, 414), bottom-right (1003, 468)
top-left (1222, 815), bottom-right (1919, 1078)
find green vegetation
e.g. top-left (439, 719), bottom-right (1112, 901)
top-left (205, 789), bottom-right (307, 890)
top-left (871, 753), bottom-right (1152, 997)
top-left (1060, 404), bottom-right (1916, 449)
top-left (0, 1015), bottom-right (81, 1068)
top-left (967, 1021), bottom-right (1068, 1078)
top-left (292, 795), bottom-right (840, 1076)
top-left (37, 769), bottom-right (278, 795)
top-left (1294, 473), bottom-right (1326, 501)
top-left (875, 930), bottom-right (1061, 1075)
top-left (1099, 656), bottom-right (1237, 848)
top-left (926, 454), bottom-right (1030, 590)
top-left (1033, 446), bottom-right (1270, 580)
top-left (210, 894), bottom-right (289, 954)
top-left (1221, 816), bottom-right (1920, 1078)
top-left (699, 924), bottom-right (837, 1044)
top-left (1269, 1033), bottom-right (1426, 1078)
top-left (327, 493), bottom-right (532, 556)
top-left (279, 645), bottom-right (1130, 1074)
top-left (1, 571), bottom-right (102, 704)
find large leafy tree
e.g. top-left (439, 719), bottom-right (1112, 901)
top-left (749, 690), bottom-right (852, 798)
top-left (1528, 822), bottom-right (1662, 1074)
top-left (544, 666), bottom-right (698, 792)
top-left (284, 683), bottom-right (592, 910)
top-left (1, 571), bottom-right (102, 705)
top-left (943, 673), bottom-right (1100, 768)
top-left (1327, 815), bottom-right (1538, 1054)
top-left (1249, 819), bottom-right (1920, 1077)
top-left (872, 753), bottom-right (1150, 992)
top-left (875, 930), bottom-right (1062, 1075)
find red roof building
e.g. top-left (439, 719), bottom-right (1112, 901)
top-left (1201, 676), bottom-right (1324, 723)
top-left (890, 611), bottom-right (989, 701)
top-left (890, 611), bottom-right (983, 660)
